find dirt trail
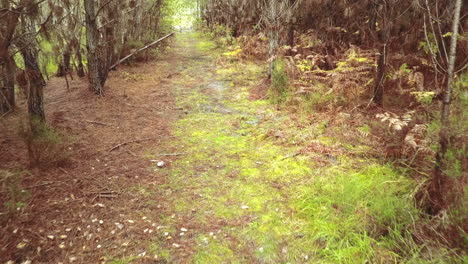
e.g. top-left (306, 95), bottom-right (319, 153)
top-left (2, 32), bottom-right (414, 264)
top-left (149, 33), bottom-right (318, 263)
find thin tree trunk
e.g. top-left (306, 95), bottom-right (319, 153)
top-left (84, 0), bottom-right (105, 95)
top-left (373, 43), bottom-right (386, 106)
top-left (430, 0), bottom-right (463, 214)
top-left (0, 56), bottom-right (16, 113)
top-left (57, 49), bottom-right (71, 77)
top-left (76, 48), bottom-right (85, 77)
top-left (18, 20), bottom-right (46, 122)
top-left (267, 0), bottom-right (279, 79)
top-left (287, 24), bottom-right (294, 48)
top-left (0, 1), bottom-right (20, 113)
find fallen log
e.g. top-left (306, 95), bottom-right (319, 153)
top-left (110, 32), bottom-right (175, 70)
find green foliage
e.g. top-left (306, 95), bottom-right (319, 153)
top-left (203, 24), bottom-right (235, 47)
top-left (296, 164), bottom-right (418, 263)
top-left (18, 118), bottom-right (70, 167)
top-left (357, 124), bottom-right (371, 137)
top-left (162, 0), bottom-right (197, 30)
top-left (0, 170), bottom-right (30, 221)
top-left (270, 58), bottom-right (289, 103)
top-left (297, 82), bottom-right (337, 112)
top-left (296, 59), bottom-right (312, 72)
top-left (442, 73), bottom-right (467, 179)
top-left (336, 49), bottom-right (370, 69)
top-left (196, 39), bottom-right (216, 51)
top-left (418, 33), bottom-right (438, 55)
top-left (411, 91), bottom-right (435, 105)
top-left (222, 47), bottom-right (242, 59)
top-left (399, 63), bottom-right (411, 74)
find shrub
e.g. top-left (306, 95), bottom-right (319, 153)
top-left (270, 58), bottom-right (289, 104)
top-left (0, 170), bottom-right (30, 222)
top-left (19, 118), bottom-right (70, 168)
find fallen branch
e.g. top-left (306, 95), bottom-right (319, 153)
top-left (110, 32), bottom-right (175, 70)
top-left (86, 120), bottom-right (112, 126)
top-left (109, 138), bottom-right (156, 152)
top-left (281, 152), bottom-right (301, 161)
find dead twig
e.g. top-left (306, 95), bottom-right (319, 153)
top-left (109, 138), bottom-right (156, 152)
top-left (86, 120), bottom-right (112, 126)
top-left (97, 193), bottom-right (118, 199)
top-left (281, 152), bottom-right (301, 161)
top-left (157, 152), bottom-right (187, 156)
top-left (58, 167), bottom-right (69, 174)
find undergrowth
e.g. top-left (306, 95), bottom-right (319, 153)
top-left (0, 170), bottom-right (30, 223)
top-left (18, 118), bottom-right (71, 168)
top-left (296, 164), bottom-right (420, 263)
top-left (270, 59), bottom-right (289, 104)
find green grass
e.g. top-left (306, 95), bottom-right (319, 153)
top-left (295, 164), bottom-right (418, 263)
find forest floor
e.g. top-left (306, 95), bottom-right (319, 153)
top-left (2, 33), bottom-right (429, 263)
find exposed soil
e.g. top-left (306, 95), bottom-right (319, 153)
top-left (0, 43), bottom-right (181, 263)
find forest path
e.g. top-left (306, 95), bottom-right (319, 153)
top-left (1, 31), bottom-right (415, 264)
top-left (144, 32), bottom-right (318, 263)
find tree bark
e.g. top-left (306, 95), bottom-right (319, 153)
top-left (0, 56), bottom-right (16, 113)
top-left (17, 20), bottom-right (46, 122)
top-left (84, 0), bottom-right (106, 95)
top-left (373, 43), bottom-right (386, 106)
top-left (57, 49), bottom-right (71, 77)
top-left (267, 0), bottom-right (280, 78)
top-left (0, 1), bottom-right (20, 113)
top-left (430, 0), bottom-right (463, 214)
top-left (287, 24), bottom-right (294, 48)
top-left (76, 48), bottom-right (85, 77)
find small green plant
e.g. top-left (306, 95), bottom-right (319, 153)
top-left (0, 170), bottom-right (30, 221)
top-left (357, 125), bottom-right (371, 137)
top-left (222, 47), bottom-right (242, 60)
top-left (399, 63), bottom-right (412, 75)
top-left (411, 91), bottom-right (435, 105)
top-left (19, 118), bottom-right (71, 167)
top-left (270, 58), bottom-right (289, 104)
top-left (296, 59), bottom-right (312, 72)
top-left (301, 82), bottom-right (335, 112)
top-left (418, 33), bottom-right (439, 55)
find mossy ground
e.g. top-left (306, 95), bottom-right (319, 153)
top-left (109, 33), bottom-right (459, 263)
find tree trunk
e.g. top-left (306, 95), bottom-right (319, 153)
top-left (18, 20), bottom-right (46, 122)
top-left (57, 49), bottom-right (71, 77)
top-left (76, 48), bottom-right (85, 77)
top-left (0, 56), bottom-right (16, 113)
top-left (267, 0), bottom-right (280, 78)
top-left (84, 0), bottom-right (106, 95)
top-left (0, 1), bottom-right (20, 113)
top-left (103, 1), bottom-right (118, 73)
top-left (373, 43), bottom-right (386, 106)
top-left (287, 24), bottom-right (294, 48)
top-left (430, 0), bottom-right (463, 214)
